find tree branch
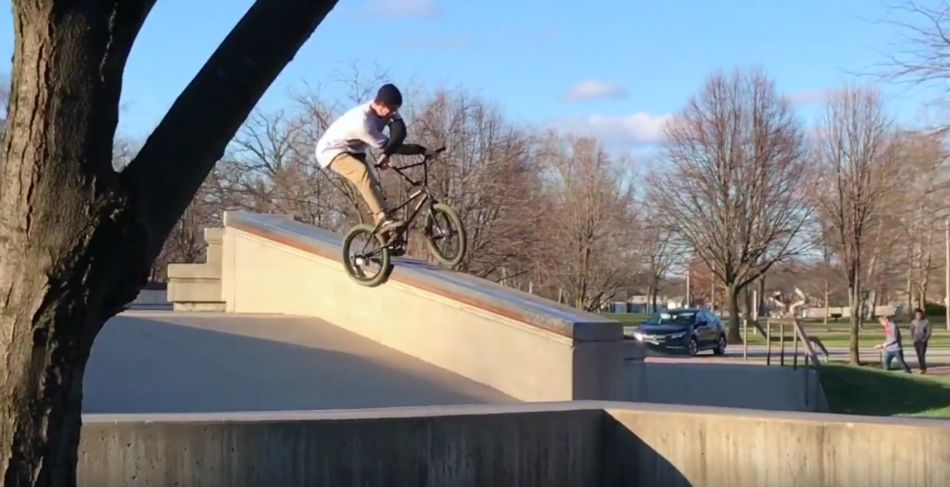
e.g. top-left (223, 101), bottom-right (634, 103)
top-left (122, 0), bottom-right (339, 259)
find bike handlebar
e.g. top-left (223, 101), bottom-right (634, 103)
top-left (376, 145), bottom-right (446, 170)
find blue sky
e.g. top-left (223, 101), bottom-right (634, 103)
top-left (0, 0), bottom-right (943, 149)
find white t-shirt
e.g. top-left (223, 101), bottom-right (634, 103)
top-left (315, 102), bottom-right (397, 167)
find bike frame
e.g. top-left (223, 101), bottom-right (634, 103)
top-left (372, 149), bottom-right (444, 237)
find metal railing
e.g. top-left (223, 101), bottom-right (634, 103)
top-left (742, 318), bottom-right (829, 412)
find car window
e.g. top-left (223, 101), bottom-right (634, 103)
top-left (655, 311), bottom-right (696, 327)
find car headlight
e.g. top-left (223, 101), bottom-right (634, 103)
top-left (633, 332), bottom-right (645, 341)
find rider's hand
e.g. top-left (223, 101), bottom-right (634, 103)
top-left (377, 154), bottom-right (391, 169)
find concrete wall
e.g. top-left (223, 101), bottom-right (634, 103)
top-left (604, 405), bottom-right (950, 487)
top-left (166, 227), bottom-right (226, 311)
top-left (213, 212), bottom-right (643, 403)
top-left (78, 402), bottom-right (950, 487)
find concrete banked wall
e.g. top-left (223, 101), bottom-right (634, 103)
top-left (78, 402), bottom-right (950, 487)
top-left (211, 211), bottom-right (643, 402)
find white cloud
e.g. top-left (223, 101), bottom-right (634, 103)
top-left (361, 0), bottom-right (441, 19)
top-left (563, 80), bottom-right (628, 102)
top-left (554, 112), bottom-right (674, 146)
top-left (785, 89), bottom-right (836, 106)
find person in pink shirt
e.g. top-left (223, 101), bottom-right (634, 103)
top-left (874, 315), bottom-right (912, 373)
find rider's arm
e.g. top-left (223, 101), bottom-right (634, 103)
top-left (358, 116), bottom-right (390, 150)
top-left (382, 116), bottom-right (427, 156)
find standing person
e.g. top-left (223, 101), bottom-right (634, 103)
top-left (910, 308), bottom-right (932, 374)
top-left (874, 315), bottom-right (912, 373)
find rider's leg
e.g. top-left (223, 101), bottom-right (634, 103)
top-left (329, 154), bottom-right (400, 228)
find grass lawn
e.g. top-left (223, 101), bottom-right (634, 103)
top-left (819, 363), bottom-right (950, 418)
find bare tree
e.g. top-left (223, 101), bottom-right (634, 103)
top-left (651, 68), bottom-right (812, 343)
top-left (890, 130), bottom-right (950, 310)
top-left (536, 135), bottom-right (638, 311)
top-left (639, 209), bottom-right (681, 313)
top-left (881, 1), bottom-right (950, 92)
top-left (0, 1), bottom-right (338, 483)
top-left (814, 85), bottom-right (899, 365)
top-left (404, 90), bottom-right (543, 280)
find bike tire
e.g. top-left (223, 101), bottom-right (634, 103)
top-left (342, 224), bottom-right (392, 287)
top-left (423, 203), bottom-right (467, 270)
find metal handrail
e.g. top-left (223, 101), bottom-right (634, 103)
top-left (750, 318), bottom-right (828, 412)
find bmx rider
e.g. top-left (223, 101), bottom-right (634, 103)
top-left (315, 83), bottom-right (434, 232)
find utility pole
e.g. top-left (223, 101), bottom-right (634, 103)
top-left (945, 217), bottom-right (949, 330)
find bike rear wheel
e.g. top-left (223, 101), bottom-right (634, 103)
top-left (423, 203), bottom-right (467, 270)
top-left (342, 224), bottom-right (392, 287)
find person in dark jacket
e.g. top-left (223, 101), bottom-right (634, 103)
top-left (910, 308), bottom-right (932, 374)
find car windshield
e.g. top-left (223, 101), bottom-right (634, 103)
top-left (654, 311), bottom-right (695, 326)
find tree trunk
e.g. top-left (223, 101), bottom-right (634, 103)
top-left (0, 3), bottom-right (155, 484)
top-left (743, 286), bottom-right (753, 323)
top-left (649, 282), bottom-right (658, 313)
top-left (920, 225), bottom-right (935, 309)
top-left (0, 0), bottom-right (338, 484)
top-left (907, 241), bottom-right (915, 313)
top-left (824, 277), bottom-right (831, 331)
top-left (848, 264), bottom-right (862, 365)
top-left (727, 285), bottom-right (742, 344)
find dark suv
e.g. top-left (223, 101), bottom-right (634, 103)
top-left (632, 308), bottom-right (727, 356)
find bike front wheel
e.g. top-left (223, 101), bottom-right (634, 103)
top-left (342, 224), bottom-right (392, 287)
top-left (423, 203), bottom-right (467, 270)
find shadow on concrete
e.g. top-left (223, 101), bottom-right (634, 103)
top-left (642, 360), bottom-right (811, 412)
top-left (819, 363), bottom-right (950, 417)
top-left (85, 316), bottom-right (515, 413)
top-left (601, 413), bottom-right (693, 486)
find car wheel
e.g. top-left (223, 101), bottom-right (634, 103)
top-left (687, 337), bottom-right (699, 357)
top-left (713, 335), bottom-right (726, 356)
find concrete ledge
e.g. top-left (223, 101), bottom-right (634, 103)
top-left (78, 402), bottom-right (950, 487)
top-left (223, 211), bottom-right (620, 341)
top-left (219, 211), bottom-right (641, 402)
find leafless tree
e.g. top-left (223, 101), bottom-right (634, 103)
top-left (535, 135), bottom-right (639, 311)
top-left (638, 206), bottom-right (681, 313)
top-left (0, 1), bottom-right (339, 483)
top-left (889, 130), bottom-right (949, 310)
top-left (651, 68), bottom-right (812, 343)
top-left (814, 85), bottom-right (900, 365)
top-left (881, 1), bottom-right (950, 92)
top-left (402, 90), bottom-right (544, 280)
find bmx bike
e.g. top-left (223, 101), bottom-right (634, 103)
top-left (341, 146), bottom-right (467, 287)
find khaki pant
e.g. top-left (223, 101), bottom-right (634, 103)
top-left (329, 153), bottom-right (386, 219)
